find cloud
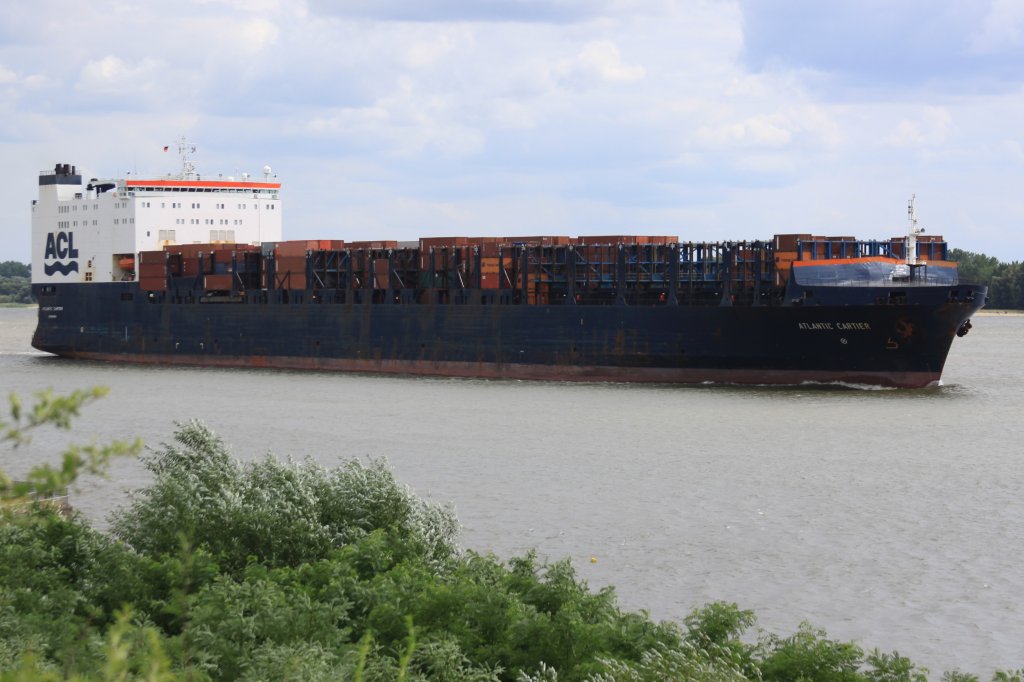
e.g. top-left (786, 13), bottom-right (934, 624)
top-left (238, 18), bottom-right (281, 54)
top-left (687, 99), bottom-right (844, 157)
top-left (556, 41), bottom-right (645, 85)
top-left (696, 115), bottom-right (792, 149)
top-left (1001, 139), bottom-right (1024, 163)
top-left (402, 27), bottom-right (468, 68)
top-left (971, 0), bottom-right (1024, 52)
top-left (887, 107), bottom-right (953, 148)
top-left (305, 76), bottom-right (486, 158)
top-left (196, 0), bottom-right (287, 12)
top-left (4, 0), bottom-right (1024, 263)
top-left (76, 56), bottom-right (164, 95)
top-left (738, 0), bottom-right (1024, 91)
top-left (305, 0), bottom-right (612, 23)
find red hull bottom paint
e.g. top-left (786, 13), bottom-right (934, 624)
top-left (61, 351), bottom-right (942, 389)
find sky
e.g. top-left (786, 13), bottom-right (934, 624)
top-left (3, 0), bottom-right (1024, 264)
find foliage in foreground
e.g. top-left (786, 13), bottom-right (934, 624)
top-left (2, 387), bottom-right (141, 502)
top-left (2, 398), bottom-right (1022, 680)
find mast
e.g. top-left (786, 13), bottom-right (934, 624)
top-left (175, 136), bottom-right (198, 180)
top-left (906, 194), bottom-right (923, 266)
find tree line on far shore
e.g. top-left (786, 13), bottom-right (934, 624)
top-left (948, 249), bottom-right (1024, 309)
top-left (3, 252), bottom-right (1022, 308)
top-left (0, 261), bottom-right (31, 304)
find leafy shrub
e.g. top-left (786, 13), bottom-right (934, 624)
top-left (3, 414), bottom-right (1021, 681)
top-left (111, 421), bottom-right (460, 574)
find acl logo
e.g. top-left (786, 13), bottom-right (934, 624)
top-left (44, 231), bottom-right (80, 276)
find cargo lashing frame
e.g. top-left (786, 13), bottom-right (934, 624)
top-left (139, 236), bottom-right (951, 307)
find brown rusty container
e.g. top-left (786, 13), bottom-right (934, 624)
top-left (773, 234), bottom-right (813, 252)
top-left (774, 251), bottom-right (798, 266)
top-left (576, 235), bottom-right (638, 246)
top-left (372, 260), bottom-right (389, 288)
top-left (800, 240), bottom-right (826, 259)
top-left (211, 250), bottom-right (236, 271)
top-left (166, 253), bottom-right (183, 276)
top-left (507, 235), bottom-right (571, 246)
top-left (417, 239), bottom-right (462, 269)
top-left (479, 257), bottom-right (501, 275)
top-left (138, 276), bottom-right (167, 292)
top-left (138, 263), bottom-right (166, 278)
top-left (478, 241), bottom-right (504, 257)
top-left (204, 274), bottom-right (234, 290)
top-left (273, 267), bottom-right (307, 289)
top-left (349, 240), bottom-right (398, 250)
top-left (137, 250), bottom-right (165, 266)
top-left (274, 240), bottom-right (317, 257)
top-left (419, 237), bottom-right (468, 250)
top-left (171, 244), bottom-right (215, 258)
top-left (274, 256), bottom-right (307, 272)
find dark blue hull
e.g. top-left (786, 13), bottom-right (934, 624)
top-left (32, 281), bottom-right (985, 388)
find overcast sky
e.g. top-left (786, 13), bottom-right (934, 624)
top-left (3, 0), bottom-right (1024, 263)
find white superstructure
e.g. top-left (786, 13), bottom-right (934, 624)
top-left (31, 150), bottom-right (282, 284)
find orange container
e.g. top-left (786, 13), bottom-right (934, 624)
top-left (275, 272), bottom-right (307, 289)
top-left (204, 274), bottom-right (233, 290)
top-left (139, 263), bottom-right (166, 278)
top-left (138, 276), bottom-right (167, 292)
top-left (274, 256), bottom-right (307, 272)
top-left (773, 234), bottom-right (812, 252)
top-left (576, 235), bottom-right (638, 246)
top-left (507, 235), bottom-right (572, 246)
top-left (349, 240), bottom-right (398, 250)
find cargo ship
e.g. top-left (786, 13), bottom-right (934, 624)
top-left (30, 147), bottom-right (986, 388)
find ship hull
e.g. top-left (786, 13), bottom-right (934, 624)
top-left (32, 282), bottom-right (984, 388)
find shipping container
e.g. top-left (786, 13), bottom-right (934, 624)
top-left (138, 276), bottom-right (167, 292)
top-left (349, 240), bottom-right (399, 250)
top-left (138, 263), bottom-right (166, 278)
top-left (204, 274), bottom-right (234, 290)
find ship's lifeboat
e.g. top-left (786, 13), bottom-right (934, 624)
top-left (118, 256), bottom-right (135, 272)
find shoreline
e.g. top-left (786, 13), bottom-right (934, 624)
top-left (975, 309), bottom-right (1023, 316)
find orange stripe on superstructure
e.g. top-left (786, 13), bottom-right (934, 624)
top-left (792, 256), bottom-right (903, 267)
top-left (793, 256), bottom-right (957, 268)
top-left (125, 179), bottom-right (281, 189)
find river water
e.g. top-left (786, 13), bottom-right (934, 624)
top-left (1, 306), bottom-right (1021, 677)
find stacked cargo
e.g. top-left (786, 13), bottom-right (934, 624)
top-left (890, 234), bottom-right (948, 261)
top-left (576, 235), bottom-right (676, 246)
top-left (137, 250), bottom-right (167, 291)
top-left (348, 240), bottom-right (397, 250)
top-left (131, 233), bottom-right (949, 304)
top-left (272, 240), bottom-right (313, 290)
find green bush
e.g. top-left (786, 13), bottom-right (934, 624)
top-left (3, 410), bottom-right (1022, 680)
top-left (110, 421), bottom-right (460, 575)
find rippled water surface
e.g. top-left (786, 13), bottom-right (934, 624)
top-left (1, 306), bottom-right (1021, 676)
